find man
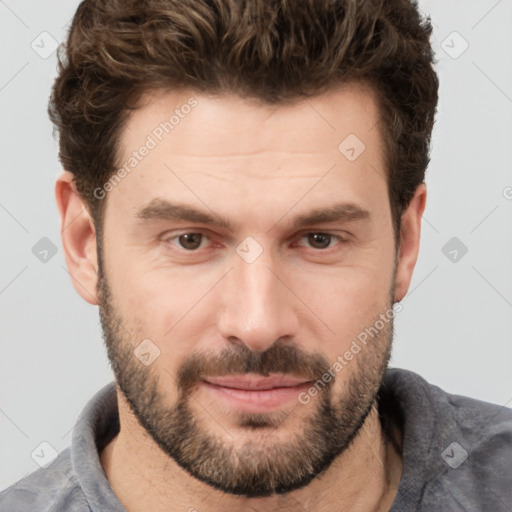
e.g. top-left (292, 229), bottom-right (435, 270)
top-left (1, 0), bottom-right (511, 510)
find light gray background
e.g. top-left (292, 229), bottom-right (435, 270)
top-left (1, 0), bottom-right (511, 491)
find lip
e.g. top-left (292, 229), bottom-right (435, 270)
top-left (203, 374), bottom-right (310, 390)
top-left (199, 374), bottom-right (312, 413)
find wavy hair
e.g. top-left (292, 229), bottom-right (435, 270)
top-left (49, 0), bottom-right (438, 238)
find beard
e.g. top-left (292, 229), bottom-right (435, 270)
top-left (97, 262), bottom-right (394, 498)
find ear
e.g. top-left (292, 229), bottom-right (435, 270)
top-left (55, 171), bottom-right (99, 305)
top-left (394, 183), bottom-right (427, 302)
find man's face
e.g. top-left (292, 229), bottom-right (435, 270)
top-left (97, 84), bottom-right (399, 497)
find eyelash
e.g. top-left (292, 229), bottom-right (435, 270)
top-left (162, 231), bottom-right (347, 252)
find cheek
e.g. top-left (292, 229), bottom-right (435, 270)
top-left (290, 258), bottom-right (394, 364)
top-left (106, 240), bottom-right (191, 315)
top-left (106, 259), bottom-right (216, 369)
top-left (298, 258), bottom-right (393, 317)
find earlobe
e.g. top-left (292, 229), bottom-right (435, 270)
top-left (55, 171), bottom-right (99, 305)
top-left (393, 184), bottom-right (427, 302)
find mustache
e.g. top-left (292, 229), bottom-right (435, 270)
top-left (176, 340), bottom-right (332, 394)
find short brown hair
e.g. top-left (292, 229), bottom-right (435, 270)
top-left (49, 0), bottom-right (438, 239)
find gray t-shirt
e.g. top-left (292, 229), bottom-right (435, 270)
top-left (1, 368), bottom-right (511, 511)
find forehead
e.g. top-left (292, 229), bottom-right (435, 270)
top-left (120, 83), bottom-right (383, 158)
top-left (107, 83), bottom-right (388, 229)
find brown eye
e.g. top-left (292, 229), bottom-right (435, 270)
top-left (307, 233), bottom-right (334, 249)
top-left (178, 233), bottom-right (203, 250)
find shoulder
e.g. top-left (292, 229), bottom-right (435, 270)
top-left (388, 367), bottom-right (512, 437)
top-left (385, 366), bottom-right (512, 419)
top-left (384, 368), bottom-right (512, 510)
top-left (0, 448), bottom-right (90, 512)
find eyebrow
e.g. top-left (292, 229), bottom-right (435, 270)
top-left (136, 199), bottom-right (233, 230)
top-left (135, 198), bottom-right (370, 231)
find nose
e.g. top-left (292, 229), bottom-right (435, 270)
top-left (217, 249), bottom-right (300, 353)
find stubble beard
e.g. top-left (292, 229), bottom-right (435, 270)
top-left (97, 263), bottom-right (394, 497)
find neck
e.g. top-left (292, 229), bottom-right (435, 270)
top-left (100, 393), bottom-right (402, 512)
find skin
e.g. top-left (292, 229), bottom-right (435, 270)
top-left (55, 82), bottom-right (426, 512)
